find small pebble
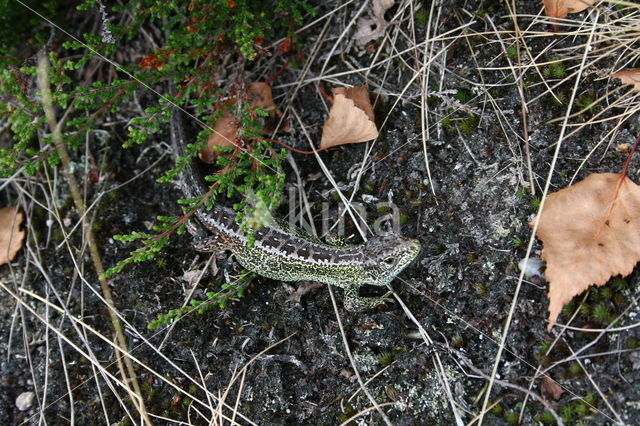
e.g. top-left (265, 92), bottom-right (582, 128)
top-left (518, 257), bottom-right (545, 279)
top-left (15, 391), bottom-right (35, 411)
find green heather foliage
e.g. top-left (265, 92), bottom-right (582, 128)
top-left (148, 281), bottom-right (251, 329)
top-left (0, 1), bottom-right (311, 281)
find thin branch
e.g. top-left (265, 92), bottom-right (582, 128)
top-left (36, 52), bottom-right (151, 425)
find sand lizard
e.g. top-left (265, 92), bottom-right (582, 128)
top-left (170, 108), bottom-right (420, 310)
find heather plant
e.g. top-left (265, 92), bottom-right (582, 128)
top-left (0, 1), bottom-right (311, 276)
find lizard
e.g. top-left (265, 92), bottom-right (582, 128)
top-left (169, 106), bottom-right (421, 311)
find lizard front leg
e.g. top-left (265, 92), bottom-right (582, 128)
top-left (343, 284), bottom-right (392, 311)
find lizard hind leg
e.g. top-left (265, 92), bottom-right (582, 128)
top-left (192, 232), bottom-right (232, 252)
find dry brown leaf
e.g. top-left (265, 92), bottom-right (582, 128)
top-left (0, 206), bottom-right (25, 265)
top-left (200, 82), bottom-right (288, 163)
top-left (616, 143), bottom-right (631, 153)
top-left (247, 82), bottom-right (275, 110)
top-left (354, 0), bottom-right (395, 47)
top-left (319, 86), bottom-right (378, 149)
top-left (543, 0), bottom-right (596, 19)
top-left (200, 101), bottom-right (239, 163)
top-left (248, 82), bottom-right (290, 135)
top-left (540, 376), bottom-right (563, 401)
top-left (612, 69), bottom-right (640, 91)
top-left (332, 87), bottom-right (376, 122)
top-left (531, 173), bottom-right (640, 330)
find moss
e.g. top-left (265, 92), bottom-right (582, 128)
top-left (561, 404), bottom-right (575, 423)
top-left (530, 197), bottom-right (541, 209)
top-left (377, 205), bottom-right (390, 215)
top-left (543, 59), bottom-right (567, 79)
top-left (338, 404), bottom-right (357, 423)
top-left (579, 303), bottom-right (591, 317)
top-left (611, 277), bottom-right (628, 291)
top-left (592, 302), bottom-right (613, 324)
top-left (568, 362), bottom-right (584, 377)
top-left (574, 400), bottom-right (589, 415)
top-left (414, 8), bottom-right (429, 26)
top-left (472, 282), bottom-right (488, 295)
top-left (598, 286), bottom-right (612, 300)
top-left (491, 403), bottom-right (504, 415)
top-left (378, 350), bottom-right (395, 367)
top-left (504, 410), bottom-right (519, 424)
top-left (104, 189), bottom-right (120, 204)
top-left (516, 187), bottom-right (528, 198)
top-left (583, 392), bottom-right (596, 406)
top-left (155, 257), bottom-right (167, 268)
top-left (575, 93), bottom-right (596, 111)
top-left (51, 228), bottom-right (66, 245)
top-left (552, 91), bottom-right (567, 105)
top-left (536, 410), bottom-right (556, 424)
top-left (458, 116), bottom-right (478, 135)
top-left (535, 341), bottom-right (552, 365)
top-left (451, 334), bottom-right (464, 348)
top-left (454, 88), bottom-right (472, 103)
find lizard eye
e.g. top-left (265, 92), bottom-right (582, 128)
top-left (383, 256), bottom-right (395, 266)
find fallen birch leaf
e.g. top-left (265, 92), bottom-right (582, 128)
top-left (200, 82), bottom-right (288, 163)
top-left (333, 86), bottom-right (376, 122)
top-left (540, 376), bottom-right (563, 401)
top-left (248, 82), bottom-right (290, 135)
top-left (0, 206), bottom-right (25, 265)
top-left (200, 102), bottom-right (238, 163)
top-left (612, 69), bottom-right (640, 91)
top-left (543, 0), bottom-right (596, 19)
top-left (248, 82), bottom-right (276, 110)
top-left (354, 0), bottom-right (395, 47)
top-left (319, 86), bottom-right (378, 149)
top-left (531, 173), bottom-right (640, 330)
top-left (616, 143), bottom-right (632, 153)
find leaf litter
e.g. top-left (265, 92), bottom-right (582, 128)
top-left (319, 86), bottom-right (378, 149)
top-left (540, 375), bottom-right (564, 401)
top-left (612, 68), bottom-right (640, 91)
top-left (543, 0), bottom-right (596, 19)
top-left (0, 206), bottom-right (25, 265)
top-left (353, 0), bottom-right (395, 47)
top-left (201, 81), bottom-right (287, 163)
top-left (532, 171), bottom-right (640, 330)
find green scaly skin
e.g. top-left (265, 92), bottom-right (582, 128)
top-left (170, 106), bottom-right (421, 310)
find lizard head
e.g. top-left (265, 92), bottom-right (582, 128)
top-left (360, 234), bottom-right (421, 285)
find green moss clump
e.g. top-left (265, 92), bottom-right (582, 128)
top-left (543, 59), bottom-right (567, 79)
top-left (377, 350), bottom-right (395, 367)
top-left (504, 410), bottom-right (519, 424)
top-left (458, 116), bottom-right (478, 135)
